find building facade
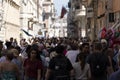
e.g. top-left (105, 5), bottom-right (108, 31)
top-left (20, 0), bottom-right (44, 39)
top-left (83, 0), bottom-right (120, 41)
top-left (0, 0), bottom-right (58, 42)
top-left (0, 0), bottom-right (21, 42)
top-left (42, 0), bottom-right (55, 38)
top-left (67, 0), bottom-right (86, 39)
top-left (0, 0), bottom-right (57, 42)
top-left (50, 17), bottom-right (67, 38)
top-left (111, 0), bottom-right (120, 22)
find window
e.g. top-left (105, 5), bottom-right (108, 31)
top-left (114, 12), bottom-right (119, 22)
top-left (43, 23), bottom-right (46, 28)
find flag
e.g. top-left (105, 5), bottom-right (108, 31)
top-left (101, 27), bottom-right (107, 39)
top-left (106, 28), bottom-right (114, 40)
top-left (60, 6), bottom-right (67, 18)
top-left (21, 29), bottom-right (33, 36)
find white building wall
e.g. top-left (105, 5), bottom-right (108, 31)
top-left (42, 0), bottom-right (54, 38)
top-left (1, 0), bottom-right (21, 42)
top-left (49, 17), bottom-right (67, 38)
top-left (20, 0), bottom-right (43, 39)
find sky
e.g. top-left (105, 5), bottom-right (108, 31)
top-left (53, 0), bottom-right (69, 16)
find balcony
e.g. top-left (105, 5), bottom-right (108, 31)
top-left (82, 0), bottom-right (93, 7)
top-left (20, 12), bottom-right (34, 19)
top-left (74, 6), bottom-right (86, 20)
top-left (43, 1), bottom-right (52, 6)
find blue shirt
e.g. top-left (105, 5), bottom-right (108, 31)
top-left (109, 69), bottom-right (120, 80)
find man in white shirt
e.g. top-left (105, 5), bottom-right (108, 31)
top-left (66, 43), bottom-right (80, 65)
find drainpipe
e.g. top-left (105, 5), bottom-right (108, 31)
top-left (37, 0), bottom-right (39, 19)
top-left (93, 0), bottom-right (98, 40)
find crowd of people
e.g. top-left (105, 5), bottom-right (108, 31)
top-left (0, 37), bottom-right (119, 80)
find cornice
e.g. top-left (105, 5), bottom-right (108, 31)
top-left (5, 21), bottom-right (20, 27)
top-left (5, 0), bottom-right (20, 9)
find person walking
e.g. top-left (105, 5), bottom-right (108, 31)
top-left (11, 48), bottom-right (23, 80)
top-left (45, 45), bottom-right (74, 80)
top-left (66, 43), bottom-right (80, 65)
top-left (73, 53), bottom-right (91, 80)
top-left (0, 50), bottom-right (20, 80)
top-left (23, 48), bottom-right (42, 80)
top-left (87, 42), bottom-right (111, 80)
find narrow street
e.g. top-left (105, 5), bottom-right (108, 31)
top-left (0, 0), bottom-right (120, 80)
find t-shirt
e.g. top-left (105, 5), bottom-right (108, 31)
top-left (87, 52), bottom-right (110, 78)
top-left (48, 55), bottom-right (73, 76)
top-left (66, 50), bottom-right (80, 65)
top-left (73, 62), bottom-right (90, 80)
top-left (23, 59), bottom-right (42, 78)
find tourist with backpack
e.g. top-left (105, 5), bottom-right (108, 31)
top-left (45, 45), bottom-right (74, 80)
top-left (87, 42), bottom-right (111, 80)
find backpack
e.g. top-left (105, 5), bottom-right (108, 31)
top-left (90, 53), bottom-right (107, 77)
top-left (53, 55), bottom-right (69, 79)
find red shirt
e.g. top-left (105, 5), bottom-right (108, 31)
top-left (24, 59), bottom-right (42, 78)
